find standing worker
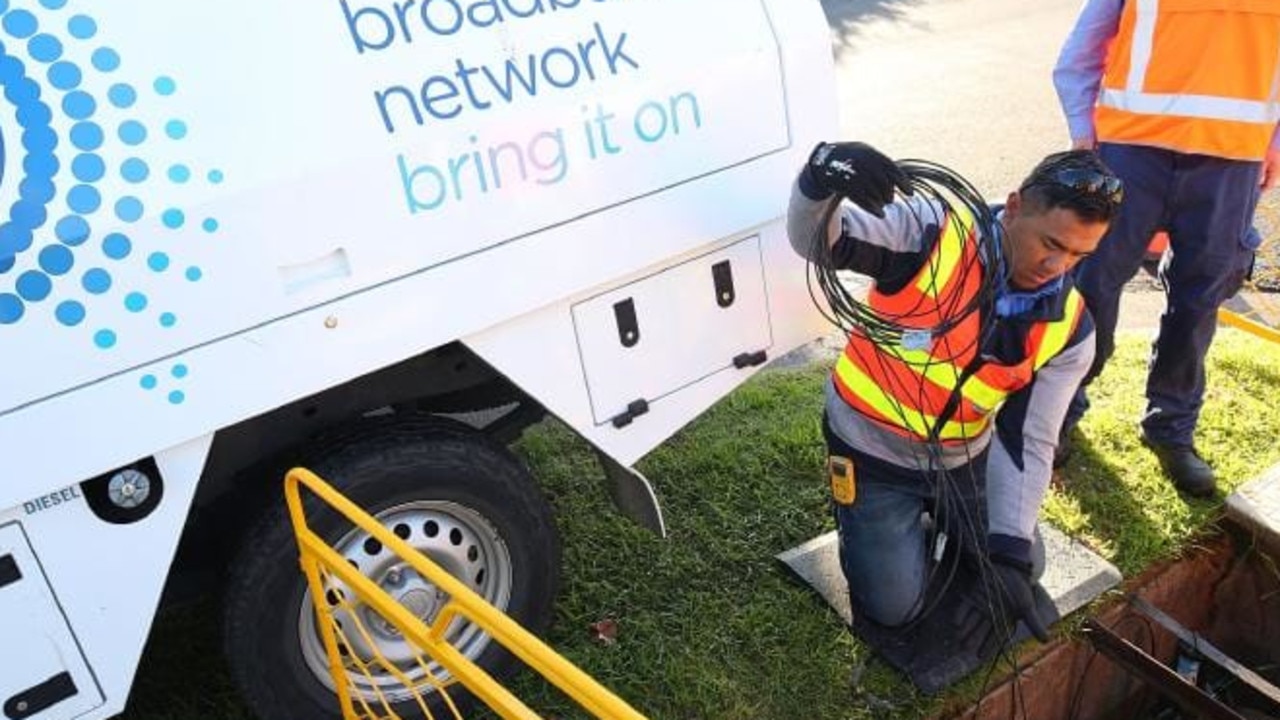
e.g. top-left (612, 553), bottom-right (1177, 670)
top-left (788, 143), bottom-right (1121, 660)
top-left (1053, 0), bottom-right (1280, 496)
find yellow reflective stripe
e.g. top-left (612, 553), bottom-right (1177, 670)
top-left (884, 344), bottom-right (1008, 412)
top-left (913, 208), bottom-right (971, 297)
top-left (835, 352), bottom-right (990, 440)
top-left (958, 374), bottom-right (1007, 414)
top-left (1033, 290), bottom-right (1082, 370)
top-left (1098, 89), bottom-right (1280, 124)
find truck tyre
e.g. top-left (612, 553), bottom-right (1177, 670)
top-left (222, 417), bottom-right (560, 720)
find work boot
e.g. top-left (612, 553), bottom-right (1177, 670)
top-left (1142, 437), bottom-right (1216, 498)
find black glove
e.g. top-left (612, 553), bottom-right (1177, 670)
top-left (946, 579), bottom-right (1004, 666)
top-left (989, 555), bottom-right (1051, 643)
top-left (805, 141), bottom-right (913, 218)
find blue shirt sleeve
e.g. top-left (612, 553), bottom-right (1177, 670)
top-left (1053, 0), bottom-right (1124, 146)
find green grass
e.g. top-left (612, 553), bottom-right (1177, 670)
top-left (1042, 330), bottom-right (1280, 575)
top-left (120, 329), bottom-right (1280, 720)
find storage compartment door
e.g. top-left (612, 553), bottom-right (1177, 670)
top-left (0, 524), bottom-right (103, 720)
top-left (572, 237), bottom-right (773, 426)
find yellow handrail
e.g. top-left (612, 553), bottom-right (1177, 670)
top-left (285, 466), bottom-right (648, 720)
top-left (1219, 308), bottom-right (1280, 345)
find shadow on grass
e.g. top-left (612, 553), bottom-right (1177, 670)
top-left (1052, 423), bottom-right (1235, 579)
top-left (118, 600), bottom-right (254, 720)
top-left (819, 0), bottom-right (925, 57)
top-left (1043, 328), bottom-right (1280, 579)
top-left (1053, 432), bottom-right (1168, 577)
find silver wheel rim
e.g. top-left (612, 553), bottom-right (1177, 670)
top-left (298, 499), bottom-right (513, 704)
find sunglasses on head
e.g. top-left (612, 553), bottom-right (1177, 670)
top-left (1026, 166), bottom-right (1124, 204)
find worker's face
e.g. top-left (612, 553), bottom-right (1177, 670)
top-left (1001, 192), bottom-right (1109, 290)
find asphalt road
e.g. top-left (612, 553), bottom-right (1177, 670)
top-left (820, 0), bottom-right (1082, 198)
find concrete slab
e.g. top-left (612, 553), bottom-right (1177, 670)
top-left (1037, 523), bottom-right (1124, 618)
top-left (776, 522), bottom-right (1121, 629)
top-left (1226, 462), bottom-right (1280, 559)
top-left (776, 531), bottom-right (852, 625)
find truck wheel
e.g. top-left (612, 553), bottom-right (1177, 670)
top-left (222, 418), bottom-right (560, 720)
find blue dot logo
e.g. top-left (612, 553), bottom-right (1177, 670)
top-left (0, 293), bottom-right (23, 323)
top-left (38, 244), bottom-right (72, 274)
top-left (91, 47), bottom-right (117, 72)
top-left (123, 291), bottom-right (145, 312)
top-left (120, 157), bottom-right (147, 182)
top-left (16, 269), bottom-right (50, 301)
top-left (55, 299), bottom-right (83, 326)
top-left (55, 215), bottom-right (89, 245)
top-left (47, 59), bottom-right (78, 89)
top-left (114, 196), bottom-right (143, 222)
top-left (118, 119), bottom-right (145, 145)
top-left (28, 34), bottom-right (62, 62)
top-left (66, 15), bottom-right (94, 40)
top-left (70, 120), bottom-right (102, 150)
top-left (0, 4), bottom-right (227, 404)
top-left (4, 10), bottom-right (38, 39)
top-left (107, 82), bottom-right (134, 108)
top-left (81, 267), bottom-right (111, 294)
top-left (72, 152), bottom-right (105, 182)
top-left (101, 232), bottom-right (130, 259)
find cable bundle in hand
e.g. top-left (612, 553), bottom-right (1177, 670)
top-left (806, 158), bottom-right (1005, 350)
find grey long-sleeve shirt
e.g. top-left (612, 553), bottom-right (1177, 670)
top-left (788, 180), bottom-right (1095, 546)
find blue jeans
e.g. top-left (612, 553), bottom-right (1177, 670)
top-left (1065, 144), bottom-right (1260, 445)
top-left (824, 418), bottom-right (988, 627)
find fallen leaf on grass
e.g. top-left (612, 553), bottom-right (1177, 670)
top-left (588, 618), bottom-right (618, 646)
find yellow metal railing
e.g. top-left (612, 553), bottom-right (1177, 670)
top-left (1219, 307), bottom-right (1280, 345)
top-left (285, 467), bottom-right (648, 720)
top-left (1145, 231), bottom-right (1280, 347)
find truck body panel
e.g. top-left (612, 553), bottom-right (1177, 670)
top-left (0, 0), bottom-right (837, 716)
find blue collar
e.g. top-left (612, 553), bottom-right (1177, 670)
top-left (995, 275), bottom-right (1064, 318)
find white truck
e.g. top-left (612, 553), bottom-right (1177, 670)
top-left (0, 1), bottom-right (836, 718)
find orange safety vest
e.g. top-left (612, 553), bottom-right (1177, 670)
top-left (832, 209), bottom-right (1086, 444)
top-left (1096, 0), bottom-right (1280, 160)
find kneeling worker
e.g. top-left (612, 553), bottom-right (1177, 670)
top-left (787, 144), bottom-right (1121, 655)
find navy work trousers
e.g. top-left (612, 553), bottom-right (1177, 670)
top-left (1065, 143), bottom-right (1260, 446)
top-left (823, 417), bottom-right (988, 627)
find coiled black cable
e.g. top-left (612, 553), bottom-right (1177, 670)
top-left (806, 158), bottom-right (1005, 350)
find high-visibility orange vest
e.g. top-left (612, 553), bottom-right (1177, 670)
top-left (1096, 0), bottom-right (1280, 161)
top-left (832, 209), bottom-right (1086, 444)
